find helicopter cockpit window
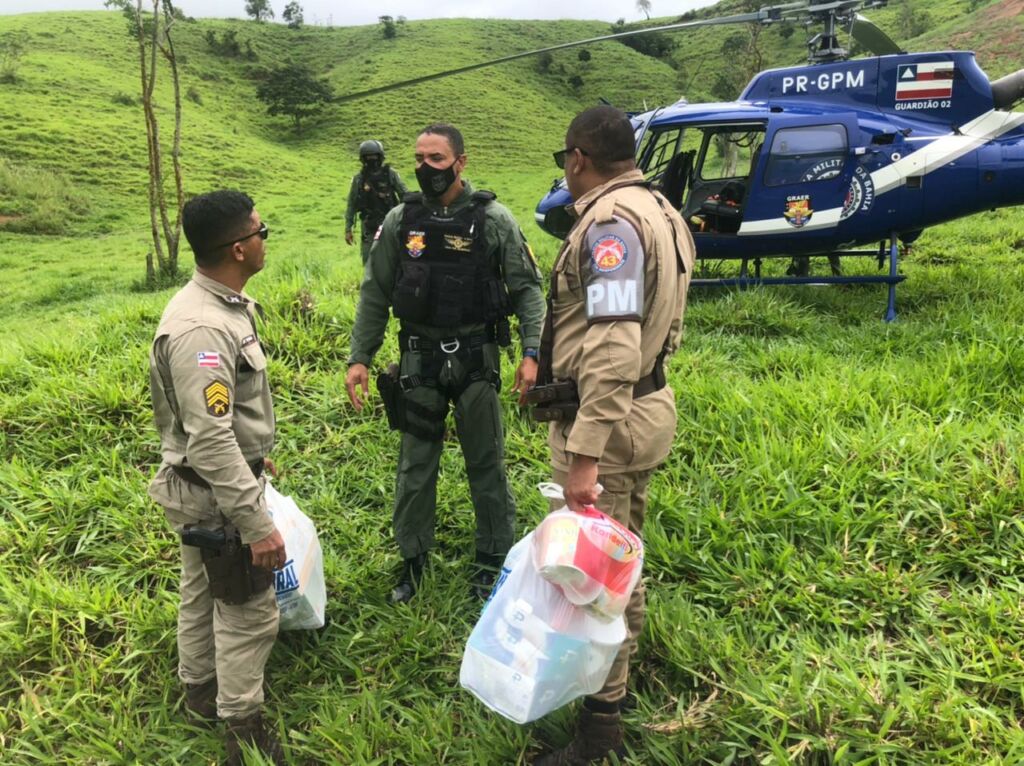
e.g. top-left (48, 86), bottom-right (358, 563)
top-left (637, 128), bottom-right (683, 181)
top-left (764, 124), bottom-right (848, 187)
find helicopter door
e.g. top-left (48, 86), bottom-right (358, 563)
top-left (740, 115), bottom-right (858, 238)
top-left (684, 124), bottom-right (766, 235)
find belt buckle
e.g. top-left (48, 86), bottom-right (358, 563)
top-left (440, 338), bottom-right (461, 354)
top-left (406, 335), bottom-right (420, 352)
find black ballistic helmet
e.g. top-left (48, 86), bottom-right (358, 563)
top-left (359, 140), bottom-right (384, 160)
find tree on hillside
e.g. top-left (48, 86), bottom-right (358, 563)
top-left (282, 1), bottom-right (303, 28)
top-left (106, 0), bottom-right (185, 285)
top-left (379, 15), bottom-right (397, 39)
top-left (0, 30), bottom-right (30, 84)
top-left (636, 0), bottom-right (652, 21)
top-left (256, 64), bottom-right (333, 135)
top-left (245, 0), bottom-right (274, 22)
top-left (897, 0), bottom-right (931, 38)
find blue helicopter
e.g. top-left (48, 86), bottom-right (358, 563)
top-left (532, 1), bottom-right (1024, 319)
top-left (337, 0), bottom-right (1024, 319)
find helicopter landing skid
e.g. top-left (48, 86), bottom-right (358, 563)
top-left (689, 232), bottom-right (904, 322)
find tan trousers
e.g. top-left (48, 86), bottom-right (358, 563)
top-left (552, 468), bottom-right (653, 705)
top-left (175, 516), bottom-right (279, 720)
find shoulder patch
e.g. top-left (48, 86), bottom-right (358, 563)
top-left (583, 220), bottom-right (645, 324)
top-left (373, 224), bottom-right (383, 241)
top-left (204, 381), bottom-right (230, 417)
top-left (240, 335), bottom-right (258, 348)
top-left (591, 234), bottom-right (628, 273)
top-left (197, 351), bottom-right (221, 368)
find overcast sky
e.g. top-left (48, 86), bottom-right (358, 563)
top-left (2, 0), bottom-right (717, 27)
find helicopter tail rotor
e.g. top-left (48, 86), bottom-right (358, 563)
top-left (991, 68), bottom-right (1024, 109)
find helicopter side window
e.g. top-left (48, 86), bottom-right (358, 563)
top-left (764, 124), bottom-right (848, 187)
top-left (683, 127), bottom-right (765, 234)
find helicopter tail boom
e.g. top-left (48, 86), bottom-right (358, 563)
top-left (992, 69), bottom-right (1024, 109)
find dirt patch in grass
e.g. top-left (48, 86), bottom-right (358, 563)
top-left (988, 0), bottom-right (1024, 21)
top-left (948, 0), bottom-right (1024, 67)
top-left (0, 215), bottom-right (23, 226)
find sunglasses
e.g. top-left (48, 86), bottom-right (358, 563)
top-left (553, 146), bottom-right (589, 170)
top-left (215, 221), bottom-right (269, 249)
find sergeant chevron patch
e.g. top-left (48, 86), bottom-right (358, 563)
top-left (203, 381), bottom-right (230, 417)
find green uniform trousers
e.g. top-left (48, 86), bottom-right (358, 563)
top-left (393, 342), bottom-right (516, 560)
top-left (359, 218), bottom-right (383, 265)
top-left (174, 514), bottom-right (279, 720)
top-left (552, 467), bottom-right (653, 705)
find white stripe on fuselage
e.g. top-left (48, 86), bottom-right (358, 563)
top-left (737, 109), bottom-right (1024, 236)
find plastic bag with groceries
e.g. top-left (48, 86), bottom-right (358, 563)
top-left (532, 482), bottom-right (644, 622)
top-left (459, 484), bottom-right (644, 723)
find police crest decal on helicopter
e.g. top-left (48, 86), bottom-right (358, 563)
top-left (336, 0), bottom-right (1024, 319)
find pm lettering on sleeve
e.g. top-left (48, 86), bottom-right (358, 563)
top-left (584, 220), bottom-right (644, 323)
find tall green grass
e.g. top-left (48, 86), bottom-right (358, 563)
top-left (2, 4), bottom-right (1024, 764)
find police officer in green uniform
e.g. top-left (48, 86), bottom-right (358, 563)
top-left (148, 190), bottom-right (286, 765)
top-left (345, 140), bottom-right (408, 264)
top-left (345, 123), bottom-right (545, 603)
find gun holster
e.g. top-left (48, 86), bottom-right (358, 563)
top-left (181, 524), bottom-right (273, 605)
top-left (376, 363), bottom-right (406, 431)
top-left (524, 380), bottom-right (580, 422)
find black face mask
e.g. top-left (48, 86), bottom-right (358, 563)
top-left (362, 157), bottom-right (382, 171)
top-left (415, 159), bottom-right (458, 198)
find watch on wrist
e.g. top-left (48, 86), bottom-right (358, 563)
top-left (523, 347), bottom-right (539, 359)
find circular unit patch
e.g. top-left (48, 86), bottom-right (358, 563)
top-left (591, 234), bottom-right (628, 273)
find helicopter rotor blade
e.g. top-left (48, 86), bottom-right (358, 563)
top-left (334, 7), bottom-right (803, 104)
top-left (850, 13), bottom-right (904, 56)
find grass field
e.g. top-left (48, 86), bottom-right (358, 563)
top-left (2, 2), bottom-right (1024, 764)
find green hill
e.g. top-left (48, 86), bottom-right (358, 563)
top-left (2, 3), bottom-right (1024, 764)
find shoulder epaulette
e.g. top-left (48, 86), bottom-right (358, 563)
top-left (471, 190), bottom-right (497, 204)
top-left (402, 192), bottom-right (423, 204)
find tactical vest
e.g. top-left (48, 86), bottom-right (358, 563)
top-left (356, 165), bottom-right (400, 226)
top-left (391, 191), bottom-right (512, 329)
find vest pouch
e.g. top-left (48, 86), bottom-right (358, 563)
top-left (433, 272), bottom-right (467, 326)
top-left (392, 261), bottom-right (432, 322)
top-left (482, 276), bottom-right (511, 321)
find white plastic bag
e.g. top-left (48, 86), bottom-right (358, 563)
top-left (460, 533), bottom-right (626, 724)
top-left (532, 485), bottom-right (644, 621)
top-left (264, 482), bottom-right (326, 630)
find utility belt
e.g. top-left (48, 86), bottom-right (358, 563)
top-left (375, 329), bottom-right (502, 441)
top-left (525, 356), bottom-right (667, 422)
top-left (172, 458), bottom-right (265, 489)
top-left (180, 523), bottom-right (273, 605)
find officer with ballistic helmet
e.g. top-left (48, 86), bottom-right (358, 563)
top-left (345, 123), bottom-right (545, 603)
top-left (345, 139), bottom-right (408, 264)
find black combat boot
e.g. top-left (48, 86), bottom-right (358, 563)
top-left (391, 552), bottom-right (427, 604)
top-left (533, 701), bottom-right (626, 766)
top-left (470, 550), bottom-right (504, 600)
top-left (183, 677), bottom-right (218, 725)
top-left (224, 711), bottom-right (285, 766)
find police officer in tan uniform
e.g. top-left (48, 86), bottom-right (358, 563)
top-left (530, 106), bottom-right (695, 765)
top-left (148, 190), bottom-right (286, 765)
